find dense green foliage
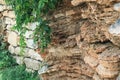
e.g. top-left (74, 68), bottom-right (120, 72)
top-left (0, 36), bottom-right (39, 80)
top-left (5, 0), bottom-right (59, 52)
top-left (0, 65), bottom-right (39, 80)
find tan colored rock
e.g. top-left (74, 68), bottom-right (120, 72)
top-left (54, 13), bottom-right (65, 18)
top-left (71, 0), bottom-right (116, 6)
top-left (0, 5), bottom-right (5, 12)
top-left (81, 64), bottom-right (95, 77)
top-left (88, 43), bottom-right (109, 59)
top-left (0, 0), bottom-right (6, 4)
top-left (98, 47), bottom-right (120, 61)
top-left (66, 10), bottom-right (76, 16)
top-left (8, 32), bottom-right (19, 46)
top-left (93, 73), bottom-right (103, 80)
top-left (99, 60), bottom-right (120, 71)
top-left (24, 58), bottom-right (41, 70)
top-left (114, 3), bottom-right (120, 12)
top-left (13, 56), bottom-right (24, 65)
top-left (84, 56), bottom-right (98, 68)
top-left (24, 31), bottom-right (33, 38)
top-left (8, 45), bottom-right (15, 54)
top-left (25, 49), bottom-right (43, 61)
top-left (6, 24), bottom-right (13, 30)
top-left (104, 19), bottom-right (120, 47)
top-left (96, 64), bottom-right (119, 78)
top-left (3, 11), bottom-right (15, 18)
top-left (14, 47), bottom-right (29, 55)
top-left (26, 39), bottom-right (37, 49)
top-left (4, 17), bottom-right (16, 25)
top-left (26, 68), bottom-right (35, 73)
top-left (80, 21), bottom-right (108, 43)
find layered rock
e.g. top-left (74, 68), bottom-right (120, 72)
top-left (1, 0), bottom-right (120, 80)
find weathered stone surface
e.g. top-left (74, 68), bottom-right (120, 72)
top-left (93, 73), bottom-right (103, 80)
top-left (80, 21), bottom-right (108, 43)
top-left (7, 32), bottom-right (19, 46)
top-left (0, 5), bottom-right (5, 12)
top-left (84, 56), bottom-right (98, 68)
top-left (26, 22), bottom-right (38, 30)
top-left (96, 64), bottom-right (119, 78)
top-left (71, 0), bottom-right (116, 6)
top-left (3, 11), bottom-right (15, 18)
top-left (54, 13), bottom-right (65, 18)
top-left (0, 0), bottom-right (6, 4)
top-left (26, 68), bottom-right (35, 73)
top-left (24, 31), bottom-right (33, 38)
top-left (99, 60), bottom-right (120, 71)
top-left (109, 19), bottom-right (120, 35)
top-left (6, 24), bottom-right (12, 30)
top-left (114, 3), bottom-right (120, 12)
top-left (24, 58), bottom-right (41, 70)
top-left (98, 47), bottom-right (120, 61)
top-left (13, 56), bottom-right (24, 65)
top-left (26, 39), bottom-right (37, 49)
top-left (66, 10), bottom-right (76, 16)
top-left (14, 47), bottom-right (29, 55)
top-left (117, 74), bottom-right (120, 80)
top-left (25, 49), bottom-right (43, 61)
top-left (4, 17), bottom-right (16, 25)
top-left (104, 19), bottom-right (120, 47)
top-left (8, 45), bottom-right (15, 54)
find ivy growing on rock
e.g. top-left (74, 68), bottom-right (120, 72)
top-left (5, 0), bottom-right (59, 52)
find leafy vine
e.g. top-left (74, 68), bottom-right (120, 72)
top-left (5, 0), bottom-right (59, 52)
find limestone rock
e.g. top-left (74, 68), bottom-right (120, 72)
top-left (54, 13), bottom-right (65, 18)
top-left (93, 73), bottom-right (103, 80)
top-left (26, 68), bottom-right (35, 73)
top-left (6, 24), bottom-right (12, 30)
top-left (99, 60), bottom-right (120, 71)
top-left (7, 32), bottom-right (19, 46)
top-left (3, 11), bottom-right (15, 18)
top-left (13, 56), bottom-right (24, 65)
top-left (96, 64), bottom-right (119, 78)
top-left (25, 49), bottom-right (43, 61)
top-left (117, 74), bottom-right (120, 80)
top-left (14, 47), bottom-right (21, 55)
top-left (114, 3), bottom-right (120, 12)
top-left (14, 47), bottom-right (29, 55)
top-left (80, 21), bottom-right (108, 43)
top-left (24, 58), bottom-right (41, 70)
top-left (0, 5), bottom-right (5, 12)
top-left (8, 45), bottom-right (15, 54)
top-left (98, 47), bottom-right (120, 61)
top-left (24, 31), bottom-right (33, 38)
top-left (105, 19), bottom-right (120, 47)
top-left (26, 39), bottom-right (37, 49)
top-left (84, 56), bottom-right (98, 68)
top-left (0, 0), bottom-right (6, 4)
top-left (26, 22), bottom-right (38, 30)
top-left (66, 10), bottom-right (76, 16)
top-left (4, 17), bottom-right (16, 25)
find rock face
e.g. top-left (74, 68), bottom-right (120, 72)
top-left (2, 0), bottom-right (120, 80)
top-left (41, 0), bottom-right (120, 80)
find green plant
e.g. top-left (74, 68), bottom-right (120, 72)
top-left (5, 0), bottom-right (59, 52)
top-left (0, 65), bottom-right (39, 80)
